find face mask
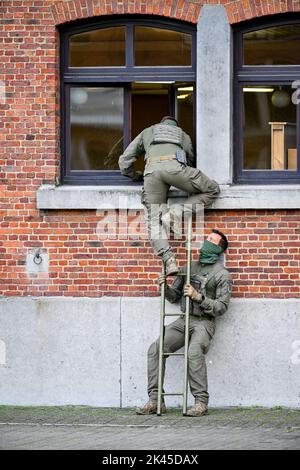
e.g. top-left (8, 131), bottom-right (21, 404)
top-left (199, 239), bottom-right (224, 264)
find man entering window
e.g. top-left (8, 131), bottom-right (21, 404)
top-left (118, 116), bottom-right (220, 275)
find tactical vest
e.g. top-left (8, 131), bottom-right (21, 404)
top-left (180, 261), bottom-right (224, 317)
top-left (150, 124), bottom-right (183, 147)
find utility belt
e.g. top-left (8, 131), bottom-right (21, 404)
top-left (180, 310), bottom-right (212, 321)
top-left (147, 154), bottom-right (176, 163)
top-left (147, 149), bottom-right (187, 165)
top-left (180, 298), bottom-right (211, 318)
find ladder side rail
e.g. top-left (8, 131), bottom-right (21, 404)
top-left (157, 263), bottom-right (166, 416)
top-left (183, 215), bottom-right (192, 415)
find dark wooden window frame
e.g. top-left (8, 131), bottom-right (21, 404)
top-left (59, 16), bottom-right (196, 185)
top-left (233, 13), bottom-right (300, 184)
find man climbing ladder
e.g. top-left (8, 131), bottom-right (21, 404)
top-left (118, 116), bottom-right (220, 275)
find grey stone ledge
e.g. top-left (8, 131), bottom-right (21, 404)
top-left (36, 184), bottom-right (300, 210)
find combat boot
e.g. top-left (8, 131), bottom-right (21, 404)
top-left (165, 256), bottom-right (179, 276)
top-left (136, 400), bottom-right (167, 415)
top-left (186, 402), bottom-right (208, 417)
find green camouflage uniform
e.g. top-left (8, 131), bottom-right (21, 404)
top-left (118, 120), bottom-right (220, 262)
top-left (147, 260), bottom-right (232, 405)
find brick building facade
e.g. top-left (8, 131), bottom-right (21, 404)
top-left (1, 1), bottom-right (300, 407)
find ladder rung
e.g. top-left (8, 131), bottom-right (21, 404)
top-left (163, 352), bottom-right (184, 356)
top-left (166, 273), bottom-right (185, 277)
top-left (162, 393), bottom-right (184, 396)
top-left (164, 313), bottom-right (186, 317)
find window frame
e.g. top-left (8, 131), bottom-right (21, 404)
top-left (59, 16), bottom-right (196, 185)
top-left (233, 14), bottom-right (300, 184)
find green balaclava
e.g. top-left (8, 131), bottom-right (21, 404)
top-left (199, 239), bottom-right (224, 264)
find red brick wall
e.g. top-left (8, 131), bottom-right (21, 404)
top-left (1, 1), bottom-right (300, 299)
top-left (1, 208), bottom-right (299, 298)
top-left (49, 0), bottom-right (300, 25)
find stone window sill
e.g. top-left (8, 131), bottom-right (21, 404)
top-left (36, 184), bottom-right (300, 210)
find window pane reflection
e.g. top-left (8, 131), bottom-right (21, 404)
top-left (135, 27), bottom-right (192, 66)
top-left (243, 85), bottom-right (297, 170)
top-left (176, 85), bottom-right (194, 143)
top-left (70, 87), bottom-right (124, 170)
top-left (243, 25), bottom-right (300, 65)
top-left (69, 27), bottom-right (125, 67)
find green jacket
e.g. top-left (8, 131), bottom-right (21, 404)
top-left (118, 120), bottom-right (195, 181)
top-left (166, 260), bottom-right (232, 320)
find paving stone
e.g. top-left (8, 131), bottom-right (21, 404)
top-left (0, 406), bottom-right (299, 450)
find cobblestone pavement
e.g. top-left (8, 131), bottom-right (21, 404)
top-left (0, 406), bottom-right (299, 450)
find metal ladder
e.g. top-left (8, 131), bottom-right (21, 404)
top-left (157, 215), bottom-right (193, 416)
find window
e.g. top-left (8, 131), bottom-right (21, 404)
top-left (234, 15), bottom-right (300, 184)
top-left (60, 18), bottom-right (196, 185)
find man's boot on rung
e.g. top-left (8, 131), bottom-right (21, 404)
top-left (165, 255), bottom-right (179, 276)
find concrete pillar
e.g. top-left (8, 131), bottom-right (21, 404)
top-left (196, 5), bottom-right (232, 184)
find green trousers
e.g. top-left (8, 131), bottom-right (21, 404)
top-left (141, 159), bottom-right (220, 261)
top-left (147, 315), bottom-right (215, 405)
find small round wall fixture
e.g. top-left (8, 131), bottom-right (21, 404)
top-left (33, 252), bottom-right (43, 265)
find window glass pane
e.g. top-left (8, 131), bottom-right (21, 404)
top-left (243, 25), bottom-right (300, 65)
top-left (176, 84), bottom-right (194, 143)
top-left (70, 87), bottom-right (124, 170)
top-left (131, 82), bottom-right (170, 173)
top-left (69, 27), bottom-right (125, 67)
top-left (243, 85), bottom-right (297, 170)
top-left (131, 82), bottom-right (170, 138)
top-left (134, 27), bottom-right (192, 66)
